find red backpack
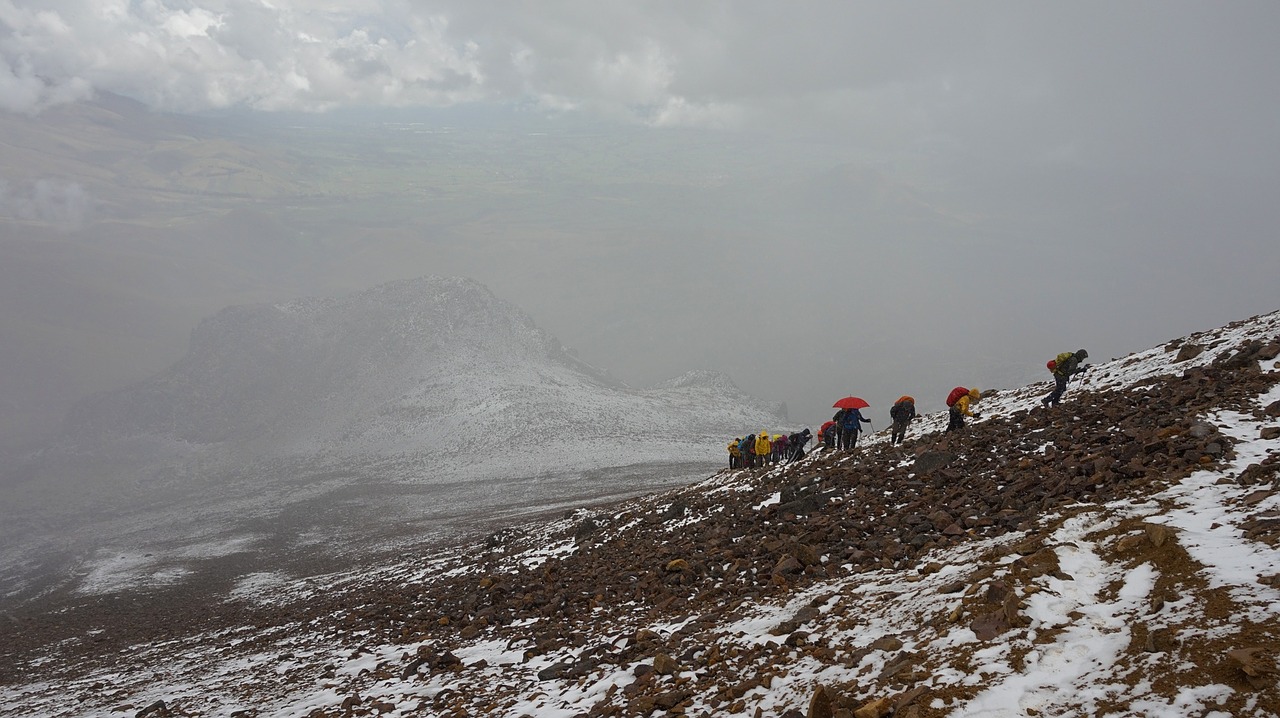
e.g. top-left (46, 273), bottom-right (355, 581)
top-left (945, 386), bottom-right (968, 407)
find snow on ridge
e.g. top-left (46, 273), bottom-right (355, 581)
top-left (28, 276), bottom-right (785, 520)
top-left (874, 308), bottom-right (1280, 442)
top-left (652, 369), bottom-right (742, 392)
top-left (66, 276), bottom-right (777, 450)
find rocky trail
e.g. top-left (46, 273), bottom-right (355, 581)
top-left (3, 313), bottom-right (1280, 717)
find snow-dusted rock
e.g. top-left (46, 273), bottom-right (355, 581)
top-left (5, 307), bottom-right (1280, 718)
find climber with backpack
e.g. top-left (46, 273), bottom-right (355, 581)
top-left (819, 420), bottom-right (837, 450)
top-left (837, 406), bottom-right (872, 450)
top-left (739, 434), bottom-right (756, 469)
top-left (786, 428), bottom-right (811, 463)
top-left (1042, 349), bottom-right (1090, 408)
top-left (772, 434), bottom-right (788, 464)
top-left (889, 395), bottom-right (916, 445)
top-left (755, 431), bottom-right (772, 469)
top-left (946, 386), bottom-right (981, 432)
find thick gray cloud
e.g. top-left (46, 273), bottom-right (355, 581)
top-left (5, 2), bottom-right (1278, 154)
top-left (3, 1), bottom-right (1276, 182)
top-left (1, 0), bottom-right (1279, 439)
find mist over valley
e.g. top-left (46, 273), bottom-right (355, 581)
top-left (0, 275), bottom-right (785, 603)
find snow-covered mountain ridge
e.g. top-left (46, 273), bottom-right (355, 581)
top-left (61, 276), bottom-right (779, 478)
top-left (2, 309), bottom-right (1279, 718)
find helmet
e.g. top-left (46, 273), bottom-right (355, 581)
top-left (1076, 349), bottom-right (1089, 359)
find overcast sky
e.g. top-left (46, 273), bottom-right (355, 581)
top-left (2, 1), bottom-right (1279, 434)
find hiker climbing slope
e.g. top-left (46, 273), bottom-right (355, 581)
top-left (946, 386), bottom-right (981, 432)
top-left (819, 420), bottom-right (837, 450)
top-left (889, 395), bottom-right (916, 445)
top-left (739, 434), bottom-right (755, 468)
top-left (838, 406), bottom-right (871, 450)
top-left (1042, 349), bottom-right (1090, 408)
top-left (755, 431), bottom-right (772, 469)
top-left (786, 428), bottom-right (811, 463)
top-left (772, 434), bottom-right (787, 465)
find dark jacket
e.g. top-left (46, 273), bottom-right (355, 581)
top-left (890, 401), bottom-right (916, 423)
top-left (841, 408), bottom-right (870, 432)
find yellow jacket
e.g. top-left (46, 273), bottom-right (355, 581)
top-left (953, 394), bottom-right (978, 416)
top-left (728, 442), bottom-right (741, 457)
top-left (755, 433), bottom-right (771, 456)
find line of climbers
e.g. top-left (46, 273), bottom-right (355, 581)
top-left (727, 428), bottom-right (812, 469)
top-left (725, 348), bottom-right (1091, 470)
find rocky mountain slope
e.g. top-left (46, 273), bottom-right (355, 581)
top-left (2, 310), bottom-right (1278, 718)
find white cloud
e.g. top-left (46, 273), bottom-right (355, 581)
top-left (649, 96), bottom-right (742, 130)
top-left (0, 176), bottom-right (95, 230)
top-left (161, 7), bottom-right (222, 39)
top-left (0, 0), bottom-right (488, 112)
top-left (0, 0), bottom-right (1273, 159)
top-left (0, 2), bottom-right (958, 129)
top-left (590, 43), bottom-right (672, 105)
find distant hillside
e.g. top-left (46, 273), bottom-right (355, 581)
top-left (0, 273), bottom-right (783, 604)
top-left (0, 93), bottom-right (313, 205)
top-left (58, 276), bottom-right (781, 483)
top-left (0, 276), bottom-right (784, 587)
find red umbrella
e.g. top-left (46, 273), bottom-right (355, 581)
top-left (833, 396), bottom-right (869, 409)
